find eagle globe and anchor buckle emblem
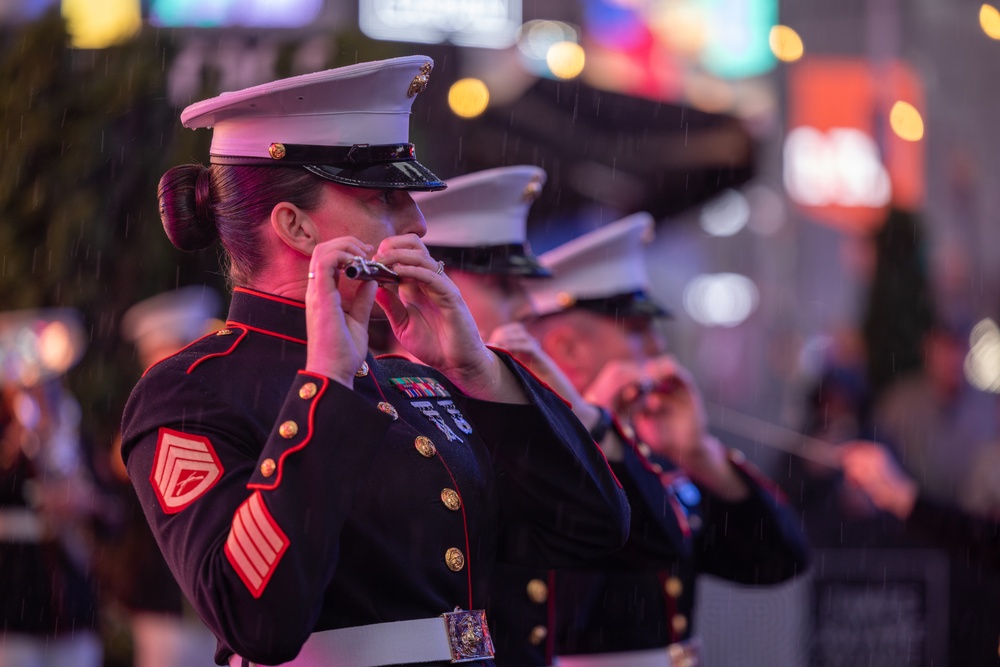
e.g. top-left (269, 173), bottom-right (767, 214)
top-left (441, 608), bottom-right (494, 663)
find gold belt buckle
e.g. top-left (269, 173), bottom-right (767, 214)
top-left (442, 608), bottom-right (495, 663)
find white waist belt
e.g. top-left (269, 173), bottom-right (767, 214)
top-left (555, 638), bottom-right (701, 667)
top-left (229, 609), bottom-right (494, 667)
top-left (0, 508), bottom-right (43, 542)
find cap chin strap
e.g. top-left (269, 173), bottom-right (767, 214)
top-left (210, 143), bottom-right (416, 166)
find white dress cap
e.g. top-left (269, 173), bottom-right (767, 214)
top-left (528, 212), bottom-right (670, 318)
top-left (179, 56), bottom-right (444, 190)
top-left (122, 286), bottom-right (222, 360)
top-left (413, 165), bottom-right (550, 276)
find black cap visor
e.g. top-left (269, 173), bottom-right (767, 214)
top-left (427, 244), bottom-right (552, 277)
top-left (574, 291), bottom-right (671, 319)
top-left (305, 160), bottom-right (445, 191)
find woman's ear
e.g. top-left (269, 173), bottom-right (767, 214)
top-left (270, 201), bottom-right (317, 256)
top-left (538, 323), bottom-right (581, 371)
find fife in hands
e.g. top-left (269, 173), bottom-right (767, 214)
top-left (344, 257), bottom-right (400, 284)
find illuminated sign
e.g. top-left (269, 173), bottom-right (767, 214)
top-left (699, 0), bottom-right (777, 79)
top-left (149, 0), bottom-right (322, 27)
top-left (784, 127), bottom-right (891, 208)
top-left (785, 58), bottom-right (925, 233)
top-left (359, 0), bottom-right (522, 48)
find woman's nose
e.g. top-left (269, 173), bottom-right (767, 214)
top-left (398, 193), bottom-right (427, 237)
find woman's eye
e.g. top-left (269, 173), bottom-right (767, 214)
top-left (376, 190), bottom-right (394, 204)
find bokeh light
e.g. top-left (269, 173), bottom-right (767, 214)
top-left (769, 25), bottom-right (804, 62)
top-left (546, 41), bottom-right (586, 79)
top-left (965, 318), bottom-right (1000, 392)
top-left (889, 100), bottom-right (924, 142)
top-left (683, 273), bottom-right (759, 327)
top-left (448, 78), bottom-right (491, 118)
top-left (517, 20), bottom-right (578, 60)
top-left (700, 189), bottom-right (750, 237)
top-left (62, 0), bottom-right (141, 48)
top-left (980, 4), bottom-right (1000, 39)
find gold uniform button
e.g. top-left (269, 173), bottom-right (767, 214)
top-left (445, 547), bottom-right (465, 572)
top-left (556, 291), bottom-right (576, 308)
top-left (378, 401), bottom-right (399, 420)
top-left (528, 625), bottom-right (548, 646)
top-left (441, 488), bottom-right (462, 511)
top-left (415, 436), bottom-right (437, 458)
top-left (299, 382), bottom-right (318, 399)
top-left (215, 328), bottom-right (232, 336)
top-left (671, 613), bottom-right (688, 635)
top-left (665, 576), bottom-right (683, 598)
top-left (638, 443), bottom-right (653, 458)
top-left (279, 421), bottom-right (298, 439)
top-left (526, 578), bottom-right (548, 604)
top-left (650, 463), bottom-right (664, 475)
top-left (356, 361), bottom-right (369, 377)
top-left (268, 142), bottom-right (286, 160)
top-left (260, 458), bottom-right (276, 477)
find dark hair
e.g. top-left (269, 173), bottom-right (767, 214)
top-left (158, 164), bottom-right (326, 286)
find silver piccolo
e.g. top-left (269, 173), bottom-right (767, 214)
top-left (343, 257), bottom-right (400, 284)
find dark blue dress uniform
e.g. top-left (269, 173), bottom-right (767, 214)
top-left (554, 421), bottom-right (810, 661)
top-left (120, 287), bottom-right (630, 666)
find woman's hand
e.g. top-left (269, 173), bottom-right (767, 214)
top-left (374, 235), bottom-right (525, 403)
top-left (305, 236), bottom-right (379, 387)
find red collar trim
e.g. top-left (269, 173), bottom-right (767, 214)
top-left (224, 320), bottom-right (307, 346)
top-left (233, 286), bottom-right (305, 309)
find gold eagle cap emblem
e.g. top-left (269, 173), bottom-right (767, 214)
top-left (407, 62), bottom-right (433, 98)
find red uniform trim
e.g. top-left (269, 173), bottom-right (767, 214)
top-left (187, 327), bottom-right (247, 374)
top-left (139, 330), bottom-right (228, 379)
top-left (434, 450), bottom-right (475, 610)
top-left (233, 286), bottom-right (305, 308)
top-left (225, 321), bottom-right (306, 346)
top-left (487, 345), bottom-right (573, 409)
top-left (247, 371), bottom-right (330, 491)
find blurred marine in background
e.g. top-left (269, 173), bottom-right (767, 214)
top-left (523, 214), bottom-right (811, 666)
top-left (105, 286), bottom-right (223, 667)
top-left (0, 309), bottom-right (121, 667)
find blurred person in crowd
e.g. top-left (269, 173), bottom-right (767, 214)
top-left (842, 440), bottom-right (1000, 569)
top-left (522, 214), bottom-right (809, 666)
top-left (782, 347), bottom-right (910, 549)
top-left (0, 309), bottom-right (120, 667)
top-left (106, 286), bottom-right (222, 667)
top-left (874, 321), bottom-right (1000, 666)
top-left (120, 56), bottom-right (628, 667)
top-left (874, 322), bottom-right (999, 505)
top-left (806, 320), bottom-right (1000, 666)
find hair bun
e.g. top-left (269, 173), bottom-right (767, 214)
top-left (158, 164), bottom-right (219, 251)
